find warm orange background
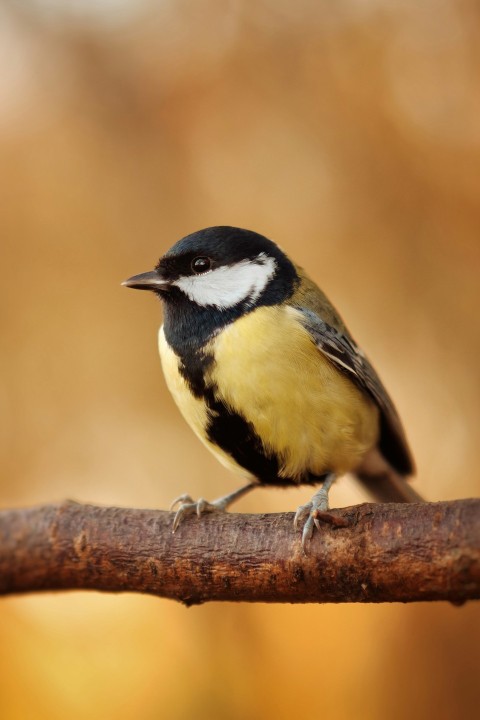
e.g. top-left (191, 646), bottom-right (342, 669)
top-left (1, 2), bottom-right (479, 719)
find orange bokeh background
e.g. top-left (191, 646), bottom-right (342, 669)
top-left (1, 2), bottom-right (479, 718)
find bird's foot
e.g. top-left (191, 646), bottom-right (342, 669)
top-left (169, 483), bottom-right (256, 533)
top-left (294, 474), bottom-right (346, 551)
top-left (169, 494), bottom-right (228, 532)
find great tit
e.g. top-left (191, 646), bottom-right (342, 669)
top-left (123, 226), bottom-right (421, 547)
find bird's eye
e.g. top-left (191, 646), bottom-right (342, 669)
top-left (191, 256), bottom-right (211, 274)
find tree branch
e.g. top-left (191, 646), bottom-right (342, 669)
top-left (0, 499), bottom-right (479, 604)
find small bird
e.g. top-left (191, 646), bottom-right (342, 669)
top-left (123, 226), bottom-right (421, 547)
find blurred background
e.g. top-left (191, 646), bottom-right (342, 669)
top-left (1, 0), bottom-right (479, 718)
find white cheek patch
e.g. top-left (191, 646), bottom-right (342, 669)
top-left (173, 253), bottom-right (277, 309)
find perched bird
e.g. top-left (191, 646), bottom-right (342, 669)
top-left (123, 226), bottom-right (421, 547)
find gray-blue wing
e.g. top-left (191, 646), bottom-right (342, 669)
top-left (297, 307), bottom-right (415, 477)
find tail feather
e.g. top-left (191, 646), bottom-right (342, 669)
top-left (355, 448), bottom-right (424, 503)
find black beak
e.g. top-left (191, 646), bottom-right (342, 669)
top-left (122, 270), bottom-right (171, 292)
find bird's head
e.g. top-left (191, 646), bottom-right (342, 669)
top-left (123, 226), bottom-right (298, 313)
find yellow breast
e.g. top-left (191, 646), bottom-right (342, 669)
top-left (159, 305), bottom-right (379, 482)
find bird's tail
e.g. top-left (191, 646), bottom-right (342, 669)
top-left (355, 448), bottom-right (424, 503)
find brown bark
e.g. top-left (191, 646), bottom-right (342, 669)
top-left (0, 499), bottom-right (478, 605)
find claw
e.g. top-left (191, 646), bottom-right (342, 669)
top-left (196, 498), bottom-right (208, 516)
top-left (294, 474), bottom-right (337, 551)
top-left (169, 494), bottom-right (194, 511)
top-left (169, 483), bottom-right (256, 534)
top-left (293, 502), bottom-right (311, 531)
top-left (170, 497), bottom-right (229, 533)
top-left (172, 500), bottom-right (202, 532)
top-left (314, 510), bottom-right (350, 529)
top-left (301, 514), bottom-right (316, 550)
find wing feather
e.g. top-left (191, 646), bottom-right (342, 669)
top-left (295, 306), bottom-right (415, 476)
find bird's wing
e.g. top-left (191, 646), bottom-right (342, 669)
top-left (296, 306), bottom-right (415, 476)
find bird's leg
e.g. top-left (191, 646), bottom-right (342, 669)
top-left (294, 473), bottom-right (338, 550)
top-left (170, 482), bottom-right (256, 533)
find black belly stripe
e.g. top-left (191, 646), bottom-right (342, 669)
top-left (176, 347), bottom-right (292, 485)
top-left (205, 401), bottom-right (325, 487)
top-left (206, 399), bottom-right (284, 484)
top-left (176, 344), bottom-right (328, 487)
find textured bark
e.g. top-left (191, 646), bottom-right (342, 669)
top-left (0, 499), bottom-right (479, 605)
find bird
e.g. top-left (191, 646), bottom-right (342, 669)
top-left (123, 226), bottom-right (421, 548)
